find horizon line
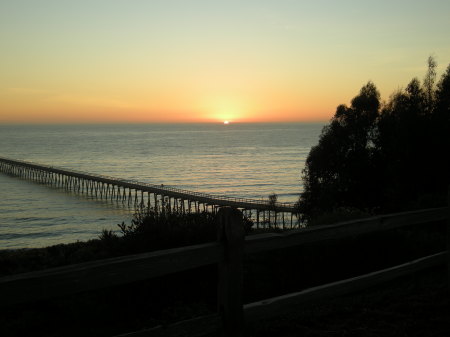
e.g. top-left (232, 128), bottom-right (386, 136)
top-left (0, 120), bottom-right (328, 126)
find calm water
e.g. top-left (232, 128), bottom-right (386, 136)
top-left (0, 123), bottom-right (324, 249)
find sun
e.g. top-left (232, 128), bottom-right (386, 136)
top-left (201, 96), bottom-right (247, 123)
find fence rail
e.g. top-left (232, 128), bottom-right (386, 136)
top-left (0, 242), bottom-right (222, 307)
top-left (0, 204), bottom-right (449, 336)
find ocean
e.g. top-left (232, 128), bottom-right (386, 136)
top-left (0, 122), bottom-right (324, 249)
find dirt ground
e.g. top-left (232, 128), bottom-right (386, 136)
top-left (250, 267), bottom-right (450, 337)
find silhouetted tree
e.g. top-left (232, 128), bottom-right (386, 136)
top-left (435, 64), bottom-right (450, 125)
top-left (374, 76), bottom-right (432, 210)
top-left (299, 82), bottom-right (381, 220)
top-left (431, 63), bottom-right (450, 197)
top-left (300, 58), bottom-right (450, 222)
top-left (268, 193), bottom-right (278, 208)
top-left (423, 56), bottom-right (437, 112)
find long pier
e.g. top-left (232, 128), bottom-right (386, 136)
top-left (0, 157), bottom-right (299, 228)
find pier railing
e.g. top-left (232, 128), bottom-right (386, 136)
top-left (0, 157), bottom-right (298, 222)
top-left (1, 203), bottom-right (449, 336)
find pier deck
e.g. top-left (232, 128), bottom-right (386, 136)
top-left (0, 157), bottom-right (299, 228)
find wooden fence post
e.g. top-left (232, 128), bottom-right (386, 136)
top-left (217, 207), bottom-right (245, 337)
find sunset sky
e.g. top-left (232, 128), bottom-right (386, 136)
top-left (1, 0), bottom-right (450, 124)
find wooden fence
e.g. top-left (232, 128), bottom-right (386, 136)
top-left (0, 205), bottom-right (449, 336)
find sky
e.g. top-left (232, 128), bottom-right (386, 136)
top-left (1, 0), bottom-right (450, 124)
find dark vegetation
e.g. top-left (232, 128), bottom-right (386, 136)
top-left (1, 57), bottom-right (449, 336)
top-left (299, 57), bottom-right (450, 222)
top-left (0, 206), bottom-right (254, 277)
top-left (0, 208), bottom-right (215, 276)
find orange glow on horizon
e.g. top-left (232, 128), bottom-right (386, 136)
top-left (0, 84), bottom-right (340, 124)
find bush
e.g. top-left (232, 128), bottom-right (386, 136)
top-left (117, 206), bottom-right (218, 253)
